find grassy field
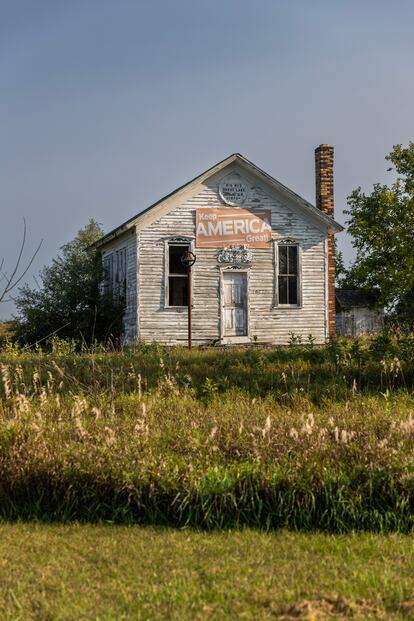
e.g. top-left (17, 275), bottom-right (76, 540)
top-left (1, 524), bottom-right (414, 620)
top-left (0, 335), bottom-right (413, 529)
top-left (2, 332), bottom-right (414, 402)
top-left (1, 336), bottom-right (414, 618)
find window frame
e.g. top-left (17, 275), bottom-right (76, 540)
top-left (103, 253), bottom-right (113, 296)
top-left (102, 247), bottom-right (128, 306)
top-left (114, 247), bottom-right (127, 306)
top-left (274, 239), bottom-right (302, 308)
top-left (164, 237), bottom-right (194, 309)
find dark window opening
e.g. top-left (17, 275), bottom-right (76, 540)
top-left (278, 245), bottom-right (299, 305)
top-left (169, 245), bottom-right (188, 275)
top-left (103, 254), bottom-right (113, 295)
top-left (102, 249), bottom-right (127, 308)
top-left (168, 244), bottom-right (189, 307)
top-left (169, 276), bottom-right (188, 306)
top-left (115, 248), bottom-right (127, 305)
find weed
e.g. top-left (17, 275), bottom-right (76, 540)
top-left (0, 335), bottom-right (413, 529)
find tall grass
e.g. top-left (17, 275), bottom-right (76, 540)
top-left (0, 335), bottom-right (414, 530)
top-left (1, 330), bottom-right (413, 403)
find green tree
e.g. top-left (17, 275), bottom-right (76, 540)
top-left (14, 220), bottom-right (124, 346)
top-left (334, 239), bottom-right (350, 288)
top-left (345, 142), bottom-right (414, 319)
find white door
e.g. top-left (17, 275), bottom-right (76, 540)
top-left (223, 272), bottom-right (248, 337)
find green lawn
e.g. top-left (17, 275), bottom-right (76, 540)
top-left (1, 525), bottom-right (414, 620)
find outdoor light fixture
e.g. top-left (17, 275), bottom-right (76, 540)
top-left (180, 250), bottom-right (196, 269)
top-left (181, 250), bottom-right (196, 349)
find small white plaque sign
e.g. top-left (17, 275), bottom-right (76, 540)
top-left (219, 174), bottom-right (248, 206)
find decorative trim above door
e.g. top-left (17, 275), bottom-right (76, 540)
top-left (217, 246), bottom-right (253, 267)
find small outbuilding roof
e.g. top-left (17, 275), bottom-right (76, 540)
top-left (335, 288), bottom-right (381, 309)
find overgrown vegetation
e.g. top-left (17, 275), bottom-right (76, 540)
top-left (0, 321), bottom-right (14, 346)
top-left (0, 332), bottom-right (413, 530)
top-left (342, 142), bottom-right (414, 321)
top-left (13, 220), bottom-right (124, 346)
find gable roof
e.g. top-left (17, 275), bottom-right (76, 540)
top-left (95, 153), bottom-right (344, 247)
top-left (335, 288), bottom-right (382, 309)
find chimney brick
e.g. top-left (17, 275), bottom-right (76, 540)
top-left (315, 144), bottom-right (336, 340)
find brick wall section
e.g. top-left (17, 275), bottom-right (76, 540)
top-left (315, 144), bottom-right (336, 339)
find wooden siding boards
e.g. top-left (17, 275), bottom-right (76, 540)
top-left (336, 307), bottom-right (384, 337)
top-left (101, 231), bottom-right (137, 343)
top-left (96, 153), bottom-right (342, 250)
top-left (137, 167), bottom-right (327, 345)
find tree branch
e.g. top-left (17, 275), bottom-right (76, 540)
top-left (0, 220), bottom-right (43, 303)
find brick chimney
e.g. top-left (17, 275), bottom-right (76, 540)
top-left (315, 144), bottom-right (336, 339)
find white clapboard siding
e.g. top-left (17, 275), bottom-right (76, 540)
top-left (336, 308), bottom-right (384, 337)
top-left (137, 165), bottom-right (327, 345)
top-left (101, 231), bottom-right (137, 343)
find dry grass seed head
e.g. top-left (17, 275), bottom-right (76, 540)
top-left (1, 364), bottom-right (12, 400)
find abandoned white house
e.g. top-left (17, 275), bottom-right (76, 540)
top-left (335, 289), bottom-right (384, 337)
top-left (96, 145), bottom-right (343, 345)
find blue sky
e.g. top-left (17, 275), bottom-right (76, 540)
top-left (1, 0), bottom-right (413, 318)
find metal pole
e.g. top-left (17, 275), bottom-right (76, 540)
top-left (181, 249), bottom-right (196, 350)
top-left (187, 265), bottom-right (192, 349)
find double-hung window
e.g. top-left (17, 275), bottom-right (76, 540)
top-left (277, 242), bottom-right (300, 306)
top-left (167, 243), bottom-right (190, 307)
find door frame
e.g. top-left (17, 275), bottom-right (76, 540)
top-left (219, 267), bottom-right (251, 344)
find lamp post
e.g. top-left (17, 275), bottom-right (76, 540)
top-left (181, 250), bottom-right (196, 349)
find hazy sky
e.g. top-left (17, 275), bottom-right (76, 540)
top-left (1, 0), bottom-right (413, 318)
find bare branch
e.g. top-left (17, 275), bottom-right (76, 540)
top-left (32, 274), bottom-right (42, 290)
top-left (3, 239), bottom-right (43, 293)
top-left (2, 218), bottom-right (27, 295)
top-left (0, 220), bottom-right (43, 303)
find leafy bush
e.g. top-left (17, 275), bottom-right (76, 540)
top-left (13, 221), bottom-right (124, 347)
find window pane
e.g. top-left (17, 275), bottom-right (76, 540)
top-left (288, 276), bottom-right (298, 305)
top-left (169, 276), bottom-right (188, 306)
top-left (278, 276), bottom-right (288, 304)
top-left (120, 248), bottom-right (126, 276)
top-left (279, 246), bottom-right (287, 274)
top-left (288, 246), bottom-right (298, 275)
top-left (169, 245), bottom-right (189, 274)
top-left (115, 248), bottom-right (126, 283)
top-left (103, 255), bottom-right (113, 293)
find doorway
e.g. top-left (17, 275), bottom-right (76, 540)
top-left (222, 271), bottom-right (248, 337)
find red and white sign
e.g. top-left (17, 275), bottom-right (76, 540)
top-left (196, 208), bottom-right (272, 248)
